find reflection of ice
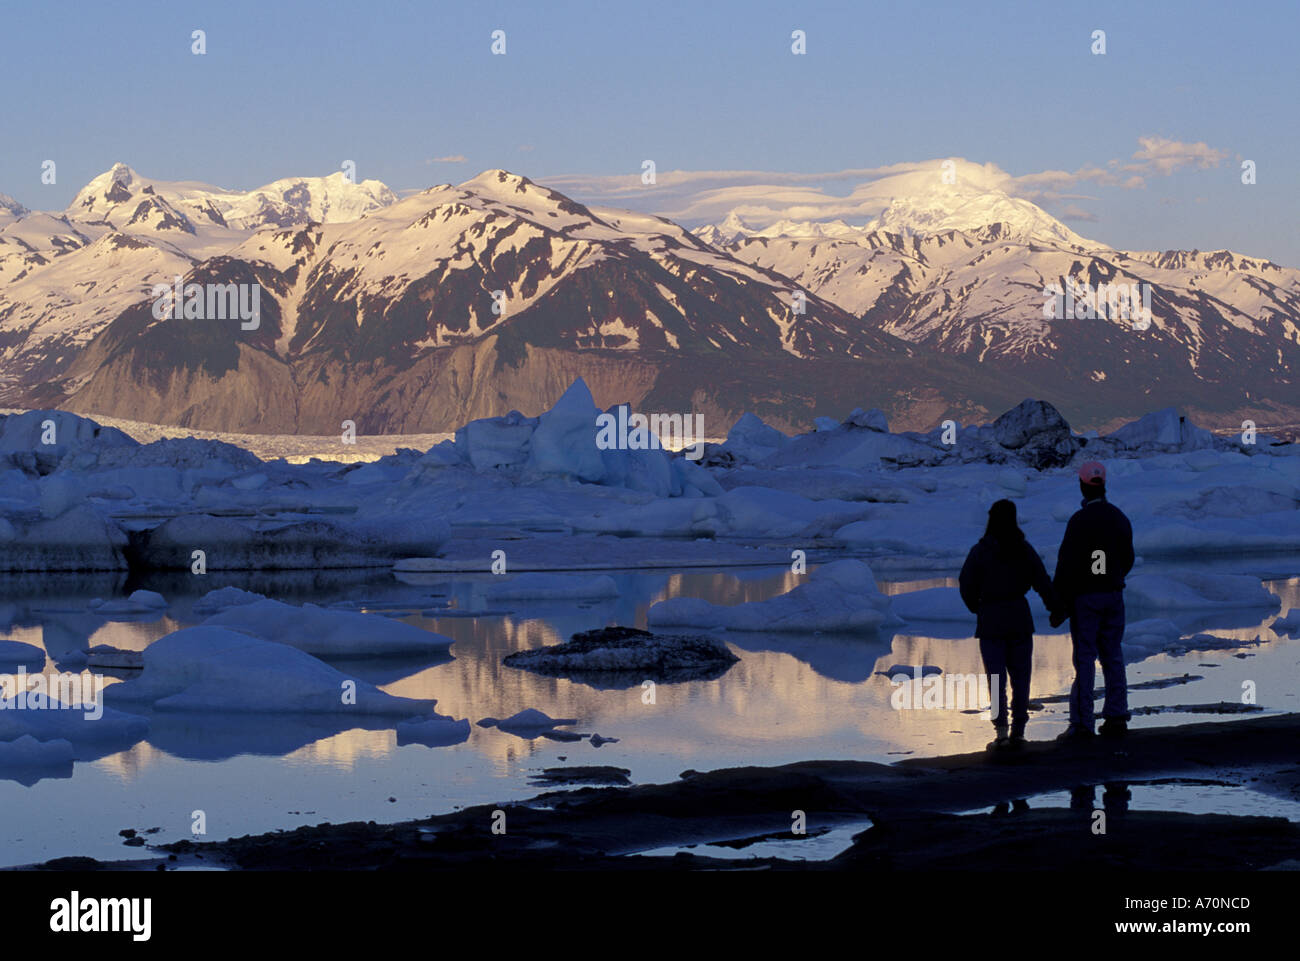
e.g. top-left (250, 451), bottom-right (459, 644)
top-left (1, 558), bottom-right (1297, 864)
top-left (0, 735), bottom-right (75, 786)
top-left (139, 712), bottom-right (418, 762)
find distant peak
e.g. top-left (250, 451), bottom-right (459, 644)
top-left (463, 169), bottom-right (534, 192)
top-left (0, 191), bottom-right (29, 217)
top-left (98, 162), bottom-right (139, 189)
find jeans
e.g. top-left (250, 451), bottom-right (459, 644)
top-left (1068, 590), bottom-right (1129, 727)
top-left (979, 634), bottom-right (1033, 734)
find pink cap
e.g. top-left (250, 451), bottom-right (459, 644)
top-left (1078, 461), bottom-right (1106, 485)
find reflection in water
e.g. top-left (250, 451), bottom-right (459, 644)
top-left (0, 565), bottom-right (1296, 865)
top-left (1069, 782), bottom-right (1132, 815)
top-left (996, 781), bottom-right (1300, 823)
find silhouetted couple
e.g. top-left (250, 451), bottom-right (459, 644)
top-left (959, 461), bottom-right (1134, 751)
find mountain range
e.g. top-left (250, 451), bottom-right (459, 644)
top-left (2, 162), bottom-right (1296, 435)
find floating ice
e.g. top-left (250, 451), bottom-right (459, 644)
top-left (1126, 572), bottom-right (1280, 612)
top-left (104, 626), bottom-right (437, 714)
top-left (191, 587), bottom-right (267, 617)
top-left (88, 589), bottom-right (167, 615)
top-left (0, 734), bottom-right (75, 768)
top-left (722, 412), bottom-right (790, 463)
top-left (477, 709), bottom-right (579, 737)
top-left (1107, 408), bottom-right (1215, 452)
top-left (0, 640), bottom-right (46, 670)
top-left (1120, 619), bottom-right (1184, 659)
top-left (1272, 609), bottom-right (1300, 638)
top-left (202, 599), bottom-right (454, 658)
top-left (395, 713), bottom-right (472, 748)
top-left (0, 505), bottom-right (127, 571)
top-left (83, 645), bottom-right (144, 670)
top-left (890, 587), bottom-right (972, 622)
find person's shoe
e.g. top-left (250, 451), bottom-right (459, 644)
top-left (1056, 724), bottom-right (1094, 742)
top-left (1099, 717), bottom-right (1128, 738)
top-left (1007, 732), bottom-right (1028, 751)
top-left (986, 726), bottom-right (1010, 751)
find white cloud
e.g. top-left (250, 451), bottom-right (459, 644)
top-left (546, 137), bottom-right (1227, 229)
top-left (1122, 136), bottom-right (1228, 177)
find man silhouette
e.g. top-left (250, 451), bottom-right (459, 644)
top-left (1050, 461), bottom-right (1134, 740)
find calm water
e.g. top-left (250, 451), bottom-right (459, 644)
top-left (1, 561), bottom-right (1296, 866)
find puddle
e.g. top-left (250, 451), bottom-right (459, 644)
top-left (964, 780), bottom-right (1300, 822)
top-left (639, 820), bottom-right (872, 862)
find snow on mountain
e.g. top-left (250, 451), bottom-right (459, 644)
top-left (695, 212), bottom-right (863, 246)
top-left (202, 167), bottom-right (879, 363)
top-left (694, 163), bottom-right (1100, 250)
top-left (4, 163), bottom-right (1299, 433)
top-left (0, 193), bottom-right (29, 228)
top-left (31, 168), bottom-right (914, 431)
top-left (68, 162), bottom-right (397, 235)
top-left (709, 222), bottom-right (1300, 377)
top-left (865, 189), bottom-right (1095, 248)
top-left (0, 163), bottom-right (399, 399)
top-left (695, 164), bottom-right (1299, 418)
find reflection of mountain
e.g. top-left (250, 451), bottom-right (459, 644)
top-left (883, 632), bottom-right (1080, 707)
top-left (4, 570), bottom-right (1294, 776)
top-left (722, 632), bottom-right (895, 684)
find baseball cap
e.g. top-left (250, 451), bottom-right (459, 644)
top-left (1078, 461), bottom-right (1106, 486)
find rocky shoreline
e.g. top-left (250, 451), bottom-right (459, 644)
top-left (24, 713), bottom-right (1300, 872)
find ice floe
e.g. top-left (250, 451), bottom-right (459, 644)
top-left (103, 626), bottom-right (438, 714)
top-left (477, 708), bottom-right (579, 737)
top-left (0, 640), bottom-right (46, 670)
top-left (201, 599), bottom-right (455, 658)
top-left (394, 713), bottom-right (472, 748)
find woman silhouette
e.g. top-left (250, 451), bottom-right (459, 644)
top-left (958, 499), bottom-right (1056, 750)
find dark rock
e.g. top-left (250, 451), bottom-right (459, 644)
top-left (991, 399), bottom-right (1080, 468)
top-left (527, 766), bottom-right (632, 788)
top-left (503, 626), bottom-right (739, 688)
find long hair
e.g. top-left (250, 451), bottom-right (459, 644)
top-left (984, 498), bottom-right (1025, 544)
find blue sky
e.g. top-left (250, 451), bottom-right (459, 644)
top-left (4, 0), bottom-right (1297, 262)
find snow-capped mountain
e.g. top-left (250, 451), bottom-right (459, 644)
top-left (0, 193), bottom-right (29, 228)
top-left (695, 213), bottom-right (865, 246)
top-left (696, 173), bottom-right (1300, 427)
top-left (21, 169), bottom-right (942, 433)
top-left (0, 164), bottom-right (399, 397)
top-left (69, 163), bottom-right (398, 233)
top-left (3, 163), bottom-right (1298, 433)
top-left (695, 165), bottom-right (1099, 250)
